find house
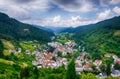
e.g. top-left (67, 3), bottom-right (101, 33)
top-left (62, 58), bottom-right (68, 66)
top-left (32, 61), bottom-right (38, 66)
top-left (26, 50), bottom-right (31, 54)
top-left (104, 53), bottom-right (111, 58)
top-left (76, 67), bottom-right (83, 74)
top-left (112, 55), bottom-right (118, 60)
top-left (97, 73), bottom-right (107, 78)
top-left (83, 63), bottom-right (92, 71)
top-left (75, 60), bottom-right (82, 67)
top-left (93, 60), bottom-right (102, 66)
top-left (111, 70), bottom-right (120, 77)
top-left (75, 60), bottom-right (83, 74)
top-left (9, 49), bottom-right (16, 53)
top-left (37, 64), bottom-right (42, 68)
top-left (114, 58), bottom-right (120, 64)
top-left (18, 48), bottom-right (22, 53)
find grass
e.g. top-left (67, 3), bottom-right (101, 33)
top-left (56, 39), bottom-right (68, 44)
top-left (114, 30), bottom-right (120, 36)
top-left (1, 39), bottom-right (14, 50)
top-left (0, 58), bottom-right (14, 65)
top-left (20, 42), bottom-right (36, 52)
top-left (3, 50), bottom-right (11, 55)
top-left (19, 62), bottom-right (28, 68)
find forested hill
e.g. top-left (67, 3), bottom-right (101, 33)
top-left (72, 16), bottom-right (120, 58)
top-left (0, 12), bottom-right (54, 42)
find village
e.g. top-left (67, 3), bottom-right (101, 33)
top-left (8, 39), bottom-right (120, 78)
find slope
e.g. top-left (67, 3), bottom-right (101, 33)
top-left (72, 16), bottom-right (120, 59)
top-left (0, 12), bottom-right (54, 43)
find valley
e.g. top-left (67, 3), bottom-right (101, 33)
top-left (0, 12), bottom-right (120, 79)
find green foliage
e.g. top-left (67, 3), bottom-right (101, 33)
top-left (38, 67), bottom-right (66, 79)
top-left (66, 59), bottom-right (77, 79)
top-left (114, 63), bottom-right (120, 70)
top-left (106, 63), bottom-right (111, 76)
top-left (0, 40), bottom-right (4, 57)
top-left (71, 16), bottom-right (120, 58)
top-left (56, 39), bottom-right (67, 44)
top-left (58, 52), bottom-right (62, 57)
top-left (52, 56), bottom-right (56, 61)
top-left (100, 64), bottom-right (106, 72)
top-left (81, 73), bottom-right (98, 79)
top-left (20, 67), bottom-right (30, 79)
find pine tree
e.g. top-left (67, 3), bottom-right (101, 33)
top-left (66, 59), bottom-right (77, 79)
top-left (106, 63), bottom-right (111, 76)
top-left (20, 67), bottom-right (30, 79)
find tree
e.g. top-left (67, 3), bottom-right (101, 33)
top-left (33, 66), bottom-right (39, 79)
top-left (20, 67), bottom-right (30, 79)
top-left (66, 59), bottom-right (77, 79)
top-left (100, 64), bottom-right (106, 72)
top-left (114, 63), bottom-right (120, 70)
top-left (52, 56), bottom-right (56, 61)
top-left (106, 63), bottom-right (111, 76)
top-left (58, 52), bottom-right (62, 57)
top-left (0, 40), bottom-right (4, 57)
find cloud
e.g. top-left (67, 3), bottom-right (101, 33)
top-left (97, 10), bottom-right (111, 20)
top-left (0, 0), bottom-right (50, 20)
top-left (99, 0), bottom-right (120, 6)
top-left (53, 15), bottom-right (61, 23)
top-left (52, 0), bottom-right (97, 12)
top-left (99, 0), bottom-right (110, 7)
top-left (23, 15), bottom-right (98, 27)
top-left (113, 6), bottom-right (120, 15)
top-left (0, 0), bottom-right (119, 27)
top-left (0, 5), bottom-right (30, 20)
top-left (110, 0), bottom-right (120, 5)
top-left (13, 0), bottom-right (34, 3)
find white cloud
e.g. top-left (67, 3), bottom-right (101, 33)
top-left (53, 15), bottom-right (61, 23)
top-left (97, 10), bottom-right (111, 20)
top-left (113, 6), bottom-right (120, 15)
top-left (23, 15), bottom-right (99, 27)
top-left (71, 16), bottom-right (82, 21)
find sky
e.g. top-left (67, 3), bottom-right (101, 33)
top-left (0, 0), bottom-right (120, 27)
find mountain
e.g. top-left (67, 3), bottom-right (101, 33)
top-left (0, 12), bottom-right (54, 43)
top-left (70, 16), bottom-right (120, 58)
top-left (32, 25), bottom-right (53, 33)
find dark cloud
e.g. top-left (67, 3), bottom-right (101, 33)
top-left (13, 0), bottom-right (34, 3)
top-left (53, 0), bottom-right (82, 7)
top-left (52, 0), bottom-right (98, 12)
top-left (54, 0), bottom-right (78, 5)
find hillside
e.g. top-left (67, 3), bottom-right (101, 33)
top-left (70, 16), bottom-right (120, 59)
top-left (0, 12), bottom-right (54, 43)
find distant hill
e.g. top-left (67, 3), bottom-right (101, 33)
top-left (45, 26), bottom-right (69, 33)
top-left (0, 12), bottom-right (54, 43)
top-left (69, 16), bottom-right (120, 58)
top-left (33, 25), bottom-right (53, 33)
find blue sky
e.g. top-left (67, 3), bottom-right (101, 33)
top-left (0, 0), bottom-right (120, 27)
